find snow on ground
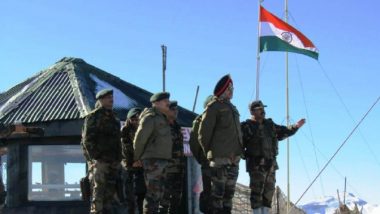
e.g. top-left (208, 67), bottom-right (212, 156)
top-left (300, 192), bottom-right (379, 214)
top-left (90, 74), bottom-right (137, 109)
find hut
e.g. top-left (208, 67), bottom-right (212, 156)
top-left (0, 57), bottom-right (196, 213)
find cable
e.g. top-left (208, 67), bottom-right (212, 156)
top-left (294, 55), bottom-right (325, 195)
top-left (293, 96), bottom-right (380, 207)
top-left (317, 62), bottom-right (380, 169)
top-left (293, 137), bottom-right (316, 198)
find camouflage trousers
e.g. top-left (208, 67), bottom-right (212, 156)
top-left (90, 161), bottom-right (122, 214)
top-left (249, 166), bottom-right (276, 209)
top-left (122, 167), bottom-right (146, 214)
top-left (142, 159), bottom-right (168, 214)
top-left (160, 158), bottom-right (185, 214)
top-left (199, 164), bottom-right (212, 214)
top-left (209, 157), bottom-right (240, 214)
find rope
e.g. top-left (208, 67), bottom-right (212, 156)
top-left (294, 137), bottom-right (317, 198)
top-left (294, 55), bottom-right (325, 196)
top-left (298, 128), bottom-right (363, 198)
top-left (293, 96), bottom-right (380, 207)
top-left (318, 62), bottom-right (380, 169)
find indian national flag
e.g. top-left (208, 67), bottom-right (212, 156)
top-left (260, 6), bottom-right (319, 60)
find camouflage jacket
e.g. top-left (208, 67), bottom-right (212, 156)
top-left (81, 107), bottom-right (122, 163)
top-left (198, 97), bottom-right (243, 160)
top-left (241, 118), bottom-right (298, 170)
top-left (133, 107), bottom-right (173, 160)
top-left (170, 120), bottom-right (184, 159)
top-left (121, 121), bottom-right (137, 168)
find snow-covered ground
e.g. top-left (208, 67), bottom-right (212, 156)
top-left (300, 193), bottom-right (380, 214)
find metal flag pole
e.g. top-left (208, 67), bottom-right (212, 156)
top-left (284, 0), bottom-right (291, 213)
top-left (161, 45), bottom-right (167, 92)
top-left (255, 0), bottom-right (263, 100)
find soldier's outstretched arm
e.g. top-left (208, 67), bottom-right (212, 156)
top-left (133, 116), bottom-right (154, 161)
top-left (275, 118), bottom-right (305, 141)
top-left (198, 106), bottom-right (217, 155)
top-left (83, 114), bottom-right (100, 159)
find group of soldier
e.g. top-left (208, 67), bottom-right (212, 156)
top-left (81, 89), bottom-right (185, 214)
top-left (80, 74), bottom-right (305, 214)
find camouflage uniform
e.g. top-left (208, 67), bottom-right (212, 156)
top-left (81, 107), bottom-right (122, 214)
top-left (160, 121), bottom-right (185, 214)
top-left (189, 114), bottom-right (212, 214)
top-left (198, 97), bottom-right (243, 214)
top-left (121, 121), bottom-right (146, 214)
top-left (241, 118), bottom-right (298, 209)
top-left (133, 107), bottom-right (173, 214)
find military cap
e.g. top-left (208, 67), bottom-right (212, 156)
top-left (169, 101), bottom-right (178, 109)
top-left (96, 89), bottom-right (113, 100)
top-left (214, 74), bottom-right (233, 97)
top-left (150, 92), bottom-right (170, 102)
top-left (127, 107), bottom-right (142, 119)
top-left (203, 95), bottom-right (214, 108)
top-left (250, 100), bottom-right (267, 110)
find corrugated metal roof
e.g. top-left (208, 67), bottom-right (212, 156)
top-left (0, 57), bottom-right (197, 127)
top-left (1, 71), bottom-right (80, 124)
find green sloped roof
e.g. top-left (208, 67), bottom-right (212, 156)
top-left (0, 57), bottom-right (197, 127)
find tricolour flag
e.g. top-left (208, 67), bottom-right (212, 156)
top-left (260, 6), bottom-right (319, 60)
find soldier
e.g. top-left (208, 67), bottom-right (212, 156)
top-left (133, 92), bottom-right (173, 214)
top-left (241, 100), bottom-right (305, 214)
top-left (198, 74), bottom-right (243, 214)
top-left (81, 89), bottom-right (122, 214)
top-left (121, 107), bottom-right (146, 214)
top-left (160, 101), bottom-right (185, 214)
top-left (189, 95), bottom-right (214, 214)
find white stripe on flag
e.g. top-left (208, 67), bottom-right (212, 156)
top-left (261, 22), bottom-right (317, 52)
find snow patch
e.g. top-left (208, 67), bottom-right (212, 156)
top-left (90, 74), bottom-right (137, 109)
top-left (300, 192), bottom-right (379, 214)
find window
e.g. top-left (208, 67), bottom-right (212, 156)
top-left (28, 145), bottom-right (86, 201)
top-left (1, 154), bottom-right (6, 190)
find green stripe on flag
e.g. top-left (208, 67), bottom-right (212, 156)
top-left (260, 36), bottom-right (319, 60)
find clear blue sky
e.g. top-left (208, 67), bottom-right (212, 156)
top-left (1, 0), bottom-right (379, 205)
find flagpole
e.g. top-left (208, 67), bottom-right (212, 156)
top-left (284, 0), bottom-right (291, 213)
top-left (255, 0), bottom-right (263, 100)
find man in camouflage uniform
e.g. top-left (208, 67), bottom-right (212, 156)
top-left (198, 75), bottom-right (243, 214)
top-left (133, 92), bottom-right (173, 214)
top-left (241, 100), bottom-right (305, 214)
top-left (160, 101), bottom-right (185, 214)
top-left (189, 95), bottom-right (214, 214)
top-left (121, 107), bottom-right (146, 214)
top-left (81, 89), bottom-right (122, 214)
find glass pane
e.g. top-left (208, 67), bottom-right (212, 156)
top-left (28, 145), bottom-right (86, 201)
top-left (1, 155), bottom-right (7, 189)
